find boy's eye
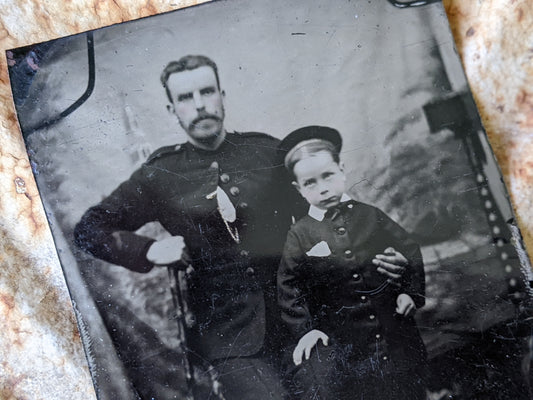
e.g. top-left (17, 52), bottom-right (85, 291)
top-left (303, 179), bottom-right (316, 187)
top-left (177, 92), bottom-right (193, 102)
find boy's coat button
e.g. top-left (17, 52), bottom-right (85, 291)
top-left (344, 249), bottom-right (353, 257)
top-left (229, 186), bottom-right (240, 196)
top-left (352, 273), bottom-right (361, 281)
top-left (245, 267), bottom-right (255, 276)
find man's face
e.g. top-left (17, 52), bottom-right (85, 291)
top-left (292, 151), bottom-right (346, 210)
top-left (166, 66), bottom-right (225, 146)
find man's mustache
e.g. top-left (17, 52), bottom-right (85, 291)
top-left (190, 113), bottom-right (222, 129)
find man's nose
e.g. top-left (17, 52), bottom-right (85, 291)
top-left (193, 91), bottom-right (205, 110)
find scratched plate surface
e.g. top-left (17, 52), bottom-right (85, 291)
top-left (1, 1), bottom-right (532, 399)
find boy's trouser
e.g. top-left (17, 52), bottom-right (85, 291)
top-left (284, 341), bottom-right (427, 400)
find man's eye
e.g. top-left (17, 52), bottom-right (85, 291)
top-left (177, 93), bottom-right (193, 102)
top-left (200, 87), bottom-right (216, 96)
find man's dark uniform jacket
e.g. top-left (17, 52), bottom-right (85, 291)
top-left (278, 199), bottom-right (427, 374)
top-left (75, 131), bottom-right (294, 361)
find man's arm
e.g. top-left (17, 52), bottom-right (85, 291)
top-left (74, 166), bottom-right (158, 272)
top-left (373, 209), bottom-right (426, 309)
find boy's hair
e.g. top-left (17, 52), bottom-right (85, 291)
top-left (278, 126), bottom-right (343, 179)
top-left (286, 139), bottom-right (340, 178)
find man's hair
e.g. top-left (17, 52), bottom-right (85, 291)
top-left (160, 55), bottom-right (220, 102)
top-left (287, 140), bottom-right (340, 179)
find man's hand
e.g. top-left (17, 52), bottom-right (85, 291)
top-left (293, 329), bottom-right (329, 366)
top-left (372, 247), bottom-right (408, 283)
top-left (396, 293), bottom-right (416, 317)
top-left (146, 235), bottom-right (186, 265)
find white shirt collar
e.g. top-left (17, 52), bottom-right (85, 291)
top-left (307, 193), bottom-right (352, 221)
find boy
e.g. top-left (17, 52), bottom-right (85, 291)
top-left (277, 126), bottom-right (427, 400)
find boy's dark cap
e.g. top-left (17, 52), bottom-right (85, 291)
top-left (277, 125), bottom-right (342, 166)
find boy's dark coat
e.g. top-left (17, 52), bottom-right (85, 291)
top-left (278, 200), bottom-right (427, 370)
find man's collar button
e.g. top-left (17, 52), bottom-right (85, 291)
top-left (220, 173), bottom-right (230, 183)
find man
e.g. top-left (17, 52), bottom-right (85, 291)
top-left (74, 55), bottom-right (294, 399)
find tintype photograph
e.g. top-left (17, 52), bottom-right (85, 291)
top-left (7, 0), bottom-right (533, 399)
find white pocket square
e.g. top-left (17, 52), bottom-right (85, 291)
top-left (306, 241), bottom-right (332, 257)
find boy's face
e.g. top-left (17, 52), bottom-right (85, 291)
top-left (292, 150), bottom-right (346, 210)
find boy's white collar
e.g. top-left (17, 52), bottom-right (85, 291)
top-left (308, 193), bottom-right (352, 221)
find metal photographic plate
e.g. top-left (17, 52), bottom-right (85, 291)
top-left (6, 1), bottom-right (533, 399)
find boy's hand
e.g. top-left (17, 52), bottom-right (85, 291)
top-left (373, 247), bottom-right (408, 283)
top-left (396, 293), bottom-right (416, 317)
top-left (293, 329), bottom-right (329, 366)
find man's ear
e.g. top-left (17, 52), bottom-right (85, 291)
top-left (292, 181), bottom-right (302, 194)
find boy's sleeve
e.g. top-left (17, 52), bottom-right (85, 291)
top-left (377, 209), bottom-right (426, 309)
top-left (278, 229), bottom-right (314, 337)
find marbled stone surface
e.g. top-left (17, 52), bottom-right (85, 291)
top-left (0, 1), bottom-right (531, 398)
top-left (444, 0), bottom-right (533, 252)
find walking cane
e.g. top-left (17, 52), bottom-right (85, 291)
top-left (167, 263), bottom-right (226, 400)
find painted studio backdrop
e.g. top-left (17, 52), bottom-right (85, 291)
top-left (9, 0), bottom-right (532, 399)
